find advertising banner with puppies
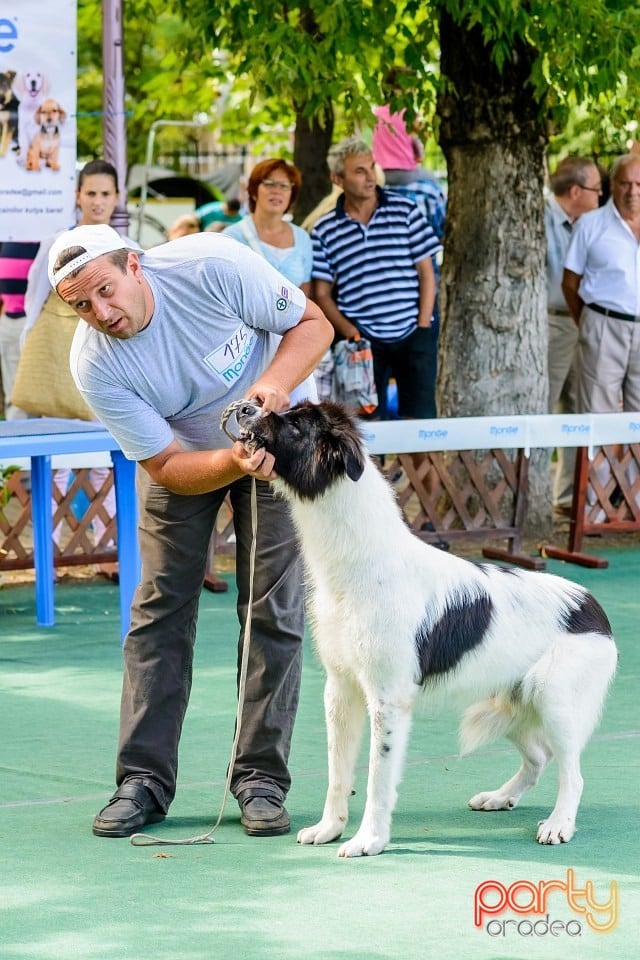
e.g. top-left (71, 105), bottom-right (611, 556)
top-left (0, 1), bottom-right (77, 240)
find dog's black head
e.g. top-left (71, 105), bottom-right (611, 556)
top-left (0, 71), bottom-right (16, 103)
top-left (236, 400), bottom-right (366, 500)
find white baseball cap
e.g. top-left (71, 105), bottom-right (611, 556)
top-left (48, 224), bottom-right (138, 289)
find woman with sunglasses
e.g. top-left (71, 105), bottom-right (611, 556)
top-left (223, 158), bottom-right (312, 295)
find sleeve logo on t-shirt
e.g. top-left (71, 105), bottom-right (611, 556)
top-left (276, 284), bottom-right (290, 311)
top-left (202, 321), bottom-right (256, 385)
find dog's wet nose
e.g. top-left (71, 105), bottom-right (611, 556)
top-left (239, 400), bottom-right (262, 420)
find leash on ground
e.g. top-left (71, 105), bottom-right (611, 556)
top-left (130, 399), bottom-right (259, 847)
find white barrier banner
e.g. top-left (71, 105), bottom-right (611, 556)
top-left (0, 1), bottom-right (77, 241)
top-left (3, 413), bottom-right (640, 469)
top-left (362, 416), bottom-right (526, 455)
top-left (361, 413), bottom-right (640, 456)
top-left (590, 412), bottom-right (640, 448)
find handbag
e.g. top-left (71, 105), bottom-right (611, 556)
top-left (11, 291), bottom-right (95, 420)
top-left (331, 337), bottom-right (378, 416)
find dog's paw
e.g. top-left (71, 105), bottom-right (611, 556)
top-left (337, 830), bottom-right (388, 858)
top-left (536, 816), bottom-right (576, 845)
top-left (297, 819), bottom-right (344, 846)
top-left (468, 790), bottom-right (518, 811)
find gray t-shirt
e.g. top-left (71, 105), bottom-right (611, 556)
top-left (70, 233), bottom-right (314, 461)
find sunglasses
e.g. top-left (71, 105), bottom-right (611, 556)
top-left (261, 179), bottom-right (293, 191)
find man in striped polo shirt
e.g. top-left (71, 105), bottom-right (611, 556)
top-left (311, 136), bottom-right (442, 418)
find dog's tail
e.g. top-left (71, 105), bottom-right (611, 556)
top-left (459, 695), bottom-right (516, 755)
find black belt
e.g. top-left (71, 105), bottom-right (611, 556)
top-left (587, 302), bottom-right (640, 323)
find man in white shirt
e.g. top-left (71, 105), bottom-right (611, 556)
top-left (563, 153), bottom-right (640, 414)
top-left (545, 156), bottom-right (602, 513)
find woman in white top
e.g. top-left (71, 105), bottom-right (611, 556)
top-left (223, 158), bottom-right (312, 293)
top-left (23, 160), bottom-right (135, 577)
top-left (24, 160), bottom-right (137, 335)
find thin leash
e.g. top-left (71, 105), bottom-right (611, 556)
top-left (130, 399), bottom-right (258, 847)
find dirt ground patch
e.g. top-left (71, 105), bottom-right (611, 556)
top-left (0, 553), bottom-right (237, 588)
top-left (2, 524), bottom-right (638, 590)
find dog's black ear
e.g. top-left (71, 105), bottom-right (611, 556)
top-left (344, 444), bottom-right (366, 482)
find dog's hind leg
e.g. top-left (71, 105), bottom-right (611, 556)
top-left (297, 671), bottom-right (366, 848)
top-left (534, 689), bottom-right (589, 844)
top-left (534, 678), bottom-right (590, 844)
top-left (468, 724), bottom-right (552, 812)
top-left (532, 635), bottom-right (615, 844)
top-left (337, 693), bottom-right (415, 858)
top-left (464, 695), bottom-right (550, 812)
top-left (535, 737), bottom-right (583, 845)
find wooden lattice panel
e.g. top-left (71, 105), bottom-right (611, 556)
top-left (384, 449), bottom-right (541, 567)
top-left (543, 443), bottom-right (640, 567)
top-left (211, 447), bottom-right (540, 569)
top-left (386, 449), bottom-right (524, 541)
top-left (582, 445), bottom-right (640, 528)
top-left (0, 470), bottom-right (32, 566)
top-left (0, 468), bottom-right (118, 571)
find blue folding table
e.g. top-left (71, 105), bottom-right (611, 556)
top-left (0, 418), bottom-right (139, 642)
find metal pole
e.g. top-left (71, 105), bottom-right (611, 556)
top-left (136, 119), bottom-right (209, 242)
top-left (101, 0), bottom-right (129, 234)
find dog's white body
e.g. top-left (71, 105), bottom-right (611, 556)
top-left (237, 401), bottom-right (618, 857)
top-left (13, 71), bottom-right (50, 165)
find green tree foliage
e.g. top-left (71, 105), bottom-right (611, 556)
top-left (173, 1), bottom-right (435, 121)
top-left (76, 0), bottom-right (640, 533)
top-left (77, 1), bottom-right (442, 195)
top-left (77, 0), bottom-right (222, 163)
top-left (82, 0), bottom-right (640, 222)
top-left (429, 1), bottom-right (640, 530)
top-left (432, 0), bottom-right (640, 155)
top-left (79, 1), bottom-right (640, 171)
top-left (169, 0), bottom-right (442, 217)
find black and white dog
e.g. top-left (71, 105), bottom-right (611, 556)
top-left (237, 400), bottom-right (618, 857)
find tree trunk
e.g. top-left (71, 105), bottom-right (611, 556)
top-left (291, 5), bottom-right (334, 224)
top-left (292, 104), bottom-right (334, 224)
top-left (437, 8), bottom-right (551, 535)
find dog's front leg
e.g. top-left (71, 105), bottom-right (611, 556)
top-left (26, 145), bottom-right (40, 171)
top-left (338, 695), bottom-right (414, 858)
top-left (297, 672), bottom-right (366, 847)
top-left (0, 120), bottom-right (9, 157)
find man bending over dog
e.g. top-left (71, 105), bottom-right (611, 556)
top-left (47, 223), bottom-right (333, 839)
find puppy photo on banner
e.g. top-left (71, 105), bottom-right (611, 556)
top-left (236, 400), bottom-right (618, 858)
top-left (0, 1), bottom-right (77, 241)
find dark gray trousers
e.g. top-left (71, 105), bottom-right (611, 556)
top-left (115, 469), bottom-right (304, 812)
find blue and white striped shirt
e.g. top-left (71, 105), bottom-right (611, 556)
top-left (311, 188), bottom-right (441, 342)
